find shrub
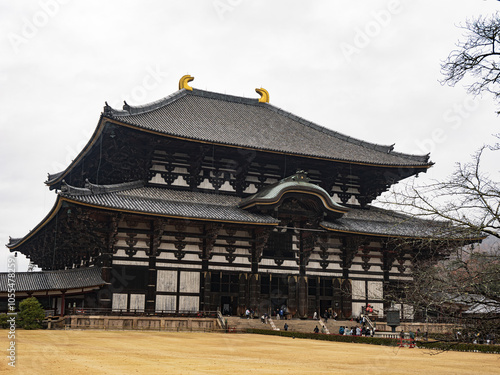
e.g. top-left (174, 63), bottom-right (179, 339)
top-left (0, 313), bottom-right (8, 329)
top-left (19, 297), bottom-right (45, 330)
top-left (245, 329), bottom-right (500, 354)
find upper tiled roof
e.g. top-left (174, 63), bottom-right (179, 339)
top-left (0, 267), bottom-right (104, 292)
top-left (104, 88), bottom-right (431, 167)
top-left (60, 181), bottom-right (278, 225)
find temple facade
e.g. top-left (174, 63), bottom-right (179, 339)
top-left (6, 76), bottom-right (448, 319)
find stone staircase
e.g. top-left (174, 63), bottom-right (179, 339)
top-left (267, 317), bottom-right (280, 331)
top-left (318, 318), bottom-right (330, 334)
top-left (224, 316), bottom-right (354, 334)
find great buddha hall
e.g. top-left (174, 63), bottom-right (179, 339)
top-left (3, 76), bottom-right (457, 319)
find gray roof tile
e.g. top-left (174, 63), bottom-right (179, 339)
top-left (0, 267), bottom-right (104, 292)
top-left (107, 89), bottom-right (430, 167)
top-left (322, 206), bottom-right (470, 239)
top-left (61, 183), bottom-right (279, 224)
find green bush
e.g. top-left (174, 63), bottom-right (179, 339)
top-left (246, 329), bottom-right (399, 346)
top-left (416, 340), bottom-right (500, 354)
top-left (246, 329), bottom-right (500, 354)
top-left (19, 297), bottom-right (45, 330)
top-left (0, 313), bottom-right (8, 329)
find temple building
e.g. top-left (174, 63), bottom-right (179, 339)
top-left (4, 75), bottom-right (454, 319)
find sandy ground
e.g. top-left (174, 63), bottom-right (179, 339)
top-left (2, 330), bottom-right (499, 375)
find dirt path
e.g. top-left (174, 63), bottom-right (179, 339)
top-left (2, 330), bottom-right (499, 374)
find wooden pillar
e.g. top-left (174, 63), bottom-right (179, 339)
top-left (297, 276), bottom-right (308, 318)
top-left (99, 214), bottom-right (120, 311)
top-left (60, 293), bottom-right (66, 316)
top-left (146, 219), bottom-right (165, 314)
top-left (249, 273), bottom-right (260, 312)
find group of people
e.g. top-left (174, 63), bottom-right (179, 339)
top-left (339, 325), bottom-right (374, 336)
top-left (245, 308), bottom-right (255, 319)
top-left (312, 309), bottom-right (337, 322)
top-left (458, 331), bottom-right (496, 345)
top-left (399, 329), bottom-right (416, 340)
top-left (274, 307), bottom-right (287, 320)
top-left (260, 313), bottom-right (270, 323)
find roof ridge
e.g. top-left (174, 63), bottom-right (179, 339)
top-left (104, 89), bottom-right (190, 117)
top-left (4, 267), bottom-right (102, 276)
top-left (60, 180), bottom-right (145, 196)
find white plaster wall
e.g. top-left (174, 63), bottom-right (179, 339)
top-left (368, 266), bottom-right (384, 275)
top-left (113, 260), bottom-right (149, 266)
top-left (352, 302), bottom-right (364, 318)
top-left (243, 184), bottom-right (258, 194)
top-left (219, 180), bottom-right (235, 192)
top-left (156, 295), bottom-right (176, 312)
top-left (132, 250), bottom-right (148, 258)
top-left (156, 263), bottom-right (202, 269)
top-left (157, 270), bottom-right (177, 292)
top-left (352, 279), bottom-right (366, 300)
top-left (350, 264), bottom-right (364, 272)
top-left (306, 271), bottom-right (342, 277)
top-left (115, 249), bottom-right (127, 257)
top-left (130, 294), bottom-right (145, 312)
top-left (179, 296), bottom-right (199, 312)
top-left (367, 281), bottom-right (383, 300)
top-left (371, 303), bottom-right (384, 318)
top-left (172, 175), bottom-right (189, 187)
top-left (209, 265), bottom-right (252, 272)
top-left (403, 304), bottom-right (414, 320)
top-left (179, 272), bottom-right (200, 293)
top-left (112, 293), bottom-right (127, 311)
top-left (198, 179), bottom-right (212, 189)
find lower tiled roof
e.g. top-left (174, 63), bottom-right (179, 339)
top-left (0, 267), bottom-right (105, 292)
top-left (322, 206), bottom-right (467, 239)
top-left (61, 184), bottom-right (279, 224)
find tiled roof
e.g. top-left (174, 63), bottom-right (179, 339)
top-left (60, 182), bottom-right (279, 224)
top-left (0, 267), bottom-right (105, 292)
top-left (240, 171), bottom-right (348, 218)
top-left (11, 182), bottom-right (464, 253)
top-left (321, 205), bottom-right (469, 239)
top-left (61, 181), bottom-right (444, 238)
top-left (105, 88), bottom-right (431, 167)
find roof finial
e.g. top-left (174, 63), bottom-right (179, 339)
top-left (179, 75), bottom-right (194, 91)
top-left (103, 101), bottom-right (112, 115)
top-left (255, 88), bottom-right (269, 103)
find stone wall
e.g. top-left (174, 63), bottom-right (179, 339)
top-left (64, 316), bottom-right (217, 331)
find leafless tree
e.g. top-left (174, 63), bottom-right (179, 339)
top-left (382, 138), bottom-right (500, 343)
top-left (388, 141), bottom-right (499, 240)
top-left (441, 13), bottom-right (500, 110)
top-left (383, 13), bottom-right (500, 345)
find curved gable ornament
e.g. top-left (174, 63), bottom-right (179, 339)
top-left (239, 171), bottom-right (348, 219)
top-left (255, 88), bottom-right (270, 103)
top-left (179, 75), bottom-right (194, 91)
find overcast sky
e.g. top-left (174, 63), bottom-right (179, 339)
top-left (1, 0), bottom-right (499, 272)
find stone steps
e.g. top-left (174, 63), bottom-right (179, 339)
top-left (224, 316), bottom-right (365, 335)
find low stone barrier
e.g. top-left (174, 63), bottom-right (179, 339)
top-left (64, 315), bottom-right (217, 331)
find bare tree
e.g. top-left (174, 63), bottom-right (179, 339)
top-left (388, 141), bottom-right (499, 240)
top-left (441, 13), bottom-right (500, 110)
top-left (383, 13), bottom-right (500, 345)
top-left (392, 244), bottom-right (500, 342)
top-left (382, 138), bottom-right (499, 344)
